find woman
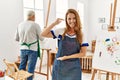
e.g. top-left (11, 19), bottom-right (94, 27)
top-left (41, 9), bottom-right (89, 80)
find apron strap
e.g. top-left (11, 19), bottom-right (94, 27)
top-left (37, 40), bottom-right (40, 58)
top-left (21, 41), bottom-right (38, 49)
top-left (21, 40), bottom-right (40, 58)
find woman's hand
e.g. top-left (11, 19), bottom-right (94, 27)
top-left (57, 56), bottom-right (68, 61)
top-left (54, 18), bottom-right (64, 25)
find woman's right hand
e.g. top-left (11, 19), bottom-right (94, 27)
top-left (54, 18), bottom-right (64, 25)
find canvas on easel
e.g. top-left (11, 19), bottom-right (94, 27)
top-left (92, 30), bottom-right (120, 74)
top-left (91, 0), bottom-right (119, 80)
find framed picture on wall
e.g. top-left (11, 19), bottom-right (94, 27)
top-left (101, 24), bottom-right (108, 30)
top-left (115, 17), bottom-right (120, 23)
top-left (98, 18), bottom-right (105, 23)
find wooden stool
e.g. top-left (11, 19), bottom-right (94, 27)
top-left (3, 59), bottom-right (33, 80)
top-left (35, 48), bottom-right (51, 80)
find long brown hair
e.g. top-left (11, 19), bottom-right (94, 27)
top-left (62, 9), bottom-right (83, 44)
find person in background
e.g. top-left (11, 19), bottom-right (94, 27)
top-left (41, 9), bottom-right (89, 80)
top-left (15, 10), bottom-right (44, 80)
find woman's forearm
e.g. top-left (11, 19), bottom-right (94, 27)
top-left (41, 22), bottom-right (56, 37)
top-left (57, 52), bottom-right (86, 61)
top-left (67, 52), bottom-right (86, 59)
top-left (41, 18), bottom-right (63, 38)
top-left (57, 47), bottom-right (87, 60)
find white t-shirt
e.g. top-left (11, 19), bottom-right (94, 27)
top-left (15, 20), bottom-right (44, 51)
top-left (51, 28), bottom-right (89, 46)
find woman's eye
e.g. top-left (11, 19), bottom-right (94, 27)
top-left (68, 18), bottom-right (71, 20)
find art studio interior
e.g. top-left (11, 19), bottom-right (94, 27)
top-left (0, 0), bottom-right (120, 80)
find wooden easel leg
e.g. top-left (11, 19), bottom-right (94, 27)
top-left (98, 70), bottom-right (101, 80)
top-left (111, 73), bottom-right (116, 80)
top-left (106, 72), bottom-right (109, 80)
top-left (118, 74), bottom-right (120, 80)
top-left (39, 49), bottom-right (44, 72)
top-left (91, 69), bottom-right (97, 80)
top-left (49, 54), bottom-right (53, 75)
top-left (47, 50), bottom-right (50, 80)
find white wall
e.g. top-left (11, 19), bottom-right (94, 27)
top-left (0, 0), bottom-right (23, 69)
top-left (68, 0), bottom-right (89, 30)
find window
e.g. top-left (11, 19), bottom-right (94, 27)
top-left (77, 2), bottom-right (84, 27)
top-left (56, 0), bottom-right (68, 28)
top-left (23, 0), bottom-right (44, 29)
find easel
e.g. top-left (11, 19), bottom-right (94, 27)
top-left (35, 48), bottom-right (51, 80)
top-left (91, 69), bottom-right (118, 80)
top-left (91, 0), bottom-right (118, 80)
top-left (34, 0), bottom-right (52, 80)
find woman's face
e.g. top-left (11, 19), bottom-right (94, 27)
top-left (66, 13), bottom-right (76, 28)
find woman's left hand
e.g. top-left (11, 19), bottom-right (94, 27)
top-left (57, 56), bottom-right (68, 61)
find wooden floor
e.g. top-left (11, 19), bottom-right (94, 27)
top-left (33, 71), bottom-right (120, 80)
top-left (1, 72), bottom-right (119, 80)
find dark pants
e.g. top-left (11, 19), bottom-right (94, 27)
top-left (19, 50), bottom-right (38, 80)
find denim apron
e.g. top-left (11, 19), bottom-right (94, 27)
top-left (52, 35), bottom-right (82, 80)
